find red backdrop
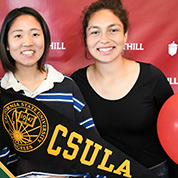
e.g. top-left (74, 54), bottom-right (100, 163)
top-left (0, 0), bottom-right (178, 92)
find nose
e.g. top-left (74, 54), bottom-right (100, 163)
top-left (22, 35), bottom-right (33, 47)
top-left (100, 32), bottom-right (110, 44)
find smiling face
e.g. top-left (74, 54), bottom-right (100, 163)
top-left (7, 14), bottom-right (45, 70)
top-left (86, 9), bottom-right (127, 64)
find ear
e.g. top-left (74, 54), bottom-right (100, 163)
top-left (7, 45), bottom-right (9, 51)
top-left (124, 31), bottom-right (128, 43)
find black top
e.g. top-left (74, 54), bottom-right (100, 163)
top-left (71, 62), bottom-right (174, 168)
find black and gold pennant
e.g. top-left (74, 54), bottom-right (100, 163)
top-left (0, 87), bottom-right (158, 178)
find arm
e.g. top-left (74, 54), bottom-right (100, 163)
top-left (151, 66), bottom-right (174, 110)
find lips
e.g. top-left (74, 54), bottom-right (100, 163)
top-left (97, 47), bottom-right (115, 54)
top-left (98, 47), bottom-right (113, 52)
top-left (21, 50), bottom-right (35, 55)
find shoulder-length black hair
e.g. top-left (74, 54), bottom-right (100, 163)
top-left (0, 6), bottom-right (51, 72)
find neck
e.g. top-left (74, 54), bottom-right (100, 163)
top-left (15, 68), bottom-right (42, 81)
top-left (14, 66), bottom-right (47, 92)
top-left (93, 57), bottom-right (127, 79)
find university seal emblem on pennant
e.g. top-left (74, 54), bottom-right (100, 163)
top-left (2, 100), bottom-right (49, 153)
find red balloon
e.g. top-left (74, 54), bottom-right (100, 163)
top-left (157, 93), bottom-right (178, 164)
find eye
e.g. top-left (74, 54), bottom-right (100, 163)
top-left (90, 31), bottom-right (100, 36)
top-left (109, 28), bottom-right (119, 34)
top-left (33, 33), bottom-right (40, 37)
top-left (14, 34), bottom-right (22, 38)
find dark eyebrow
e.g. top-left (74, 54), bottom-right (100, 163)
top-left (30, 28), bottom-right (41, 31)
top-left (11, 28), bottom-right (41, 34)
top-left (11, 29), bottom-right (23, 34)
top-left (88, 26), bottom-right (100, 31)
top-left (108, 24), bottom-right (122, 28)
top-left (88, 23), bottom-right (122, 31)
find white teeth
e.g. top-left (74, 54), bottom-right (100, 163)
top-left (98, 47), bottom-right (113, 52)
top-left (22, 51), bottom-right (34, 54)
